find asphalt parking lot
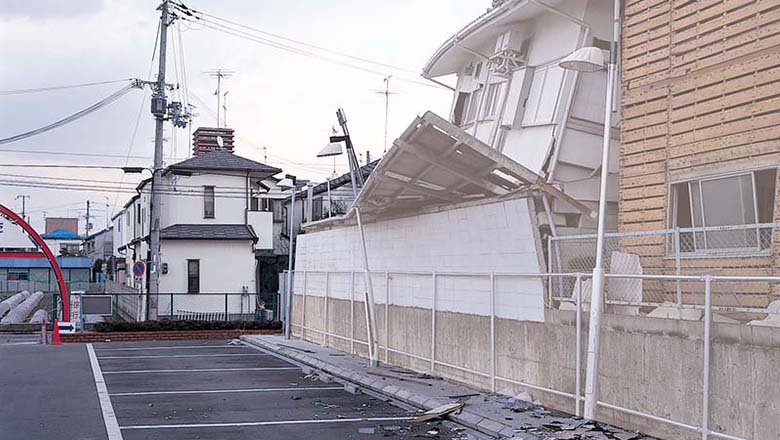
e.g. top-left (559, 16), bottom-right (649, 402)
top-left (1, 339), bottom-right (479, 440)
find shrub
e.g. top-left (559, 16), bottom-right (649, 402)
top-left (94, 320), bottom-right (282, 332)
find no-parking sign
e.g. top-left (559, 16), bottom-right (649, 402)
top-left (132, 260), bottom-right (146, 278)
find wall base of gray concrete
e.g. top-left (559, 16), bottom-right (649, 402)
top-left (292, 294), bottom-right (780, 440)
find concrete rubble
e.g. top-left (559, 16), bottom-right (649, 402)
top-left (241, 335), bottom-right (656, 440)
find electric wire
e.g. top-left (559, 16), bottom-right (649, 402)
top-left (0, 84), bottom-right (137, 145)
top-left (172, 1), bottom-right (419, 75)
top-left (0, 78), bottom-right (132, 96)
top-left (173, 8), bottom-right (441, 90)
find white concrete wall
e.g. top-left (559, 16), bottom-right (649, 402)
top-left (159, 239), bottom-right (255, 294)
top-left (161, 172), bottom-right (249, 227)
top-left (294, 197), bottom-right (546, 322)
top-left (248, 211), bottom-right (273, 250)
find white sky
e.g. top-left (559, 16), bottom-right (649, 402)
top-left (0, 0), bottom-right (487, 232)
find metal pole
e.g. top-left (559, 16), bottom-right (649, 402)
top-left (355, 208), bottom-right (379, 366)
top-left (284, 186), bottom-right (296, 339)
top-left (385, 272), bottom-right (390, 363)
top-left (224, 293), bottom-right (228, 321)
top-left (431, 272), bottom-right (437, 372)
top-left (350, 271), bottom-right (355, 354)
top-left (170, 293), bottom-right (174, 318)
top-left (675, 227), bottom-right (683, 307)
top-left (702, 276), bottom-right (712, 440)
top-left (490, 274), bottom-right (496, 392)
top-left (323, 272), bottom-right (329, 346)
top-left (584, 0), bottom-right (619, 420)
top-left (575, 273), bottom-right (583, 417)
top-left (148, 0), bottom-right (169, 322)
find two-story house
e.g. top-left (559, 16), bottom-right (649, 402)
top-left (112, 127), bottom-right (284, 319)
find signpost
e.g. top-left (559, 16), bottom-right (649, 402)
top-left (133, 260), bottom-right (146, 279)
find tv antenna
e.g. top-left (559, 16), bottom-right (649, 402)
top-left (204, 69), bottom-right (234, 127)
top-left (373, 75), bottom-right (399, 154)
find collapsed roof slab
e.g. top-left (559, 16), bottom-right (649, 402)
top-left (305, 111), bottom-right (593, 231)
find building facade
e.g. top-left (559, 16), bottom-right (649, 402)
top-left (112, 139), bottom-right (285, 318)
top-left (618, 0), bottom-right (780, 307)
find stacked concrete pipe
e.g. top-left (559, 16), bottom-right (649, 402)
top-left (1, 291), bottom-right (44, 324)
top-left (29, 309), bottom-right (49, 324)
top-left (0, 290), bottom-right (31, 319)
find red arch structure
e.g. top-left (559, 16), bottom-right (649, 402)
top-left (0, 204), bottom-right (69, 318)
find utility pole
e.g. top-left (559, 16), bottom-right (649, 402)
top-left (149, 0), bottom-right (170, 321)
top-left (15, 195), bottom-right (29, 223)
top-left (85, 200), bottom-right (91, 237)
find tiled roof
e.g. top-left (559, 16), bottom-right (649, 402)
top-left (160, 224), bottom-right (257, 242)
top-left (169, 150), bottom-right (281, 175)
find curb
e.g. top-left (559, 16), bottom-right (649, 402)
top-left (240, 336), bottom-right (516, 439)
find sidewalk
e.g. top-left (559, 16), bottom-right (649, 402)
top-left (241, 335), bottom-right (655, 440)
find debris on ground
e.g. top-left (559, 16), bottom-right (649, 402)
top-left (413, 402), bottom-right (465, 422)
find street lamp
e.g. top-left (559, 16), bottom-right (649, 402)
top-left (278, 175), bottom-right (297, 339)
top-left (558, 0), bottom-right (620, 421)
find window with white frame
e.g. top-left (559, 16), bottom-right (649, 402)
top-left (465, 87), bottom-right (483, 123)
top-left (482, 82), bottom-right (503, 119)
top-left (669, 169), bottom-right (776, 254)
top-left (521, 63), bottom-right (565, 126)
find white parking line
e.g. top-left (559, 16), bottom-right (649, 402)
top-left (97, 353), bottom-right (269, 360)
top-left (102, 367), bottom-right (298, 374)
top-left (120, 416), bottom-right (416, 430)
top-left (109, 386), bottom-right (342, 397)
top-left (86, 344), bottom-right (124, 440)
top-left (94, 345), bottom-right (242, 351)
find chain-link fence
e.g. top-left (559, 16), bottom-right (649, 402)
top-left (548, 223), bottom-right (779, 312)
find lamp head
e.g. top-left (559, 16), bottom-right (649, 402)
top-left (559, 46), bottom-right (605, 72)
top-left (317, 142), bottom-right (344, 158)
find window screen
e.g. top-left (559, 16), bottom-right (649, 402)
top-left (521, 64), bottom-right (565, 125)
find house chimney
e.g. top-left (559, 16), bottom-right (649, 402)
top-left (192, 127), bottom-right (235, 156)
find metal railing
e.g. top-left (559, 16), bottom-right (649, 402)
top-left (286, 269), bottom-right (780, 440)
top-left (548, 223), bottom-right (779, 307)
top-left (108, 291), bottom-right (279, 323)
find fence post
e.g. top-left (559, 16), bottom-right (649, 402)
top-left (302, 271), bottom-right (307, 339)
top-left (702, 275), bottom-right (712, 440)
top-left (490, 273), bottom-right (496, 393)
top-left (350, 271), bottom-right (355, 355)
top-left (675, 227), bottom-right (682, 308)
top-left (224, 293), bottom-right (229, 321)
top-left (575, 272), bottom-right (583, 417)
top-left (547, 238), bottom-right (553, 306)
top-left (431, 272), bottom-right (437, 372)
top-left (323, 272), bottom-right (329, 346)
top-left (385, 271), bottom-right (390, 364)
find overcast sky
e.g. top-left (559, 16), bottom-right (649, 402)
top-left (0, 0), bottom-right (486, 232)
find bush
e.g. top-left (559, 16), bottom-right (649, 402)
top-left (94, 320), bottom-right (282, 333)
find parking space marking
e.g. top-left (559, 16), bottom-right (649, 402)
top-left (86, 343), bottom-right (124, 440)
top-left (109, 386), bottom-right (343, 397)
top-left (95, 345), bottom-right (242, 351)
top-left (120, 416), bottom-right (417, 430)
top-left (103, 367), bottom-right (299, 374)
top-left (97, 353), bottom-right (269, 360)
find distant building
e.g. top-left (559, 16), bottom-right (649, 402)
top-left (83, 227), bottom-right (114, 282)
top-left (112, 133), bottom-right (289, 318)
top-left (0, 217), bottom-right (89, 293)
top-left (45, 217), bottom-right (78, 235)
top-left (41, 229), bottom-right (83, 256)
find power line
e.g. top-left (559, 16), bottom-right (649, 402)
top-left (0, 78), bottom-right (132, 96)
top-left (173, 10), bottom-right (442, 90)
top-left (173, 2), bottom-right (419, 75)
top-left (0, 83), bottom-right (138, 145)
